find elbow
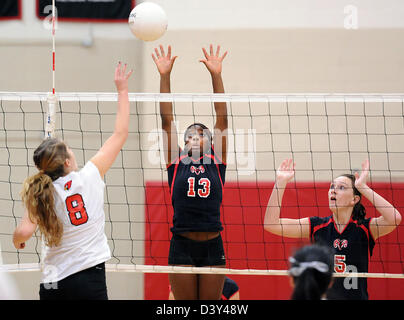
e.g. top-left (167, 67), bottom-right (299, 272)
top-left (263, 223), bottom-right (272, 234)
top-left (263, 217), bottom-right (277, 235)
top-left (13, 228), bottom-right (31, 247)
top-left (263, 223), bottom-right (282, 237)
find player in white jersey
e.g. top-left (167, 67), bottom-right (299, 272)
top-left (12, 62), bottom-right (133, 300)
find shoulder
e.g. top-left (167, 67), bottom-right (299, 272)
top-left (310, 215), bottom-right (332, 227)
top-left (310, 216), bottom-right (333, 238)
top-left (80, 161), bottom-right (105, 186)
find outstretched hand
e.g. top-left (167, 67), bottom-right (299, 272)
top-left (200, 44), bottom-right (227, 76)
top-left (152, 45), bottom-right (178, 76)
top-left (276, 159), bottom-right (295, 185)
top-left (354, 159), bottom-right (370, 191)
top-left (114, 62), bottom-right (133, 93)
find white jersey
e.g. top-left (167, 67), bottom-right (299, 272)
top-left (41, 161), bottom-right (111, 283)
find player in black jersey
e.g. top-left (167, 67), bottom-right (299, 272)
top-left (264, 159), bottom-right (402, 299)
top-left (152, 44), bottom-right (228, 300)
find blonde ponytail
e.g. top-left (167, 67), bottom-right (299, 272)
top-left (21, 138), bottom-right (69, 247)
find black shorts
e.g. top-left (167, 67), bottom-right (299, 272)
top-left (39, 262), bottom-right (108, 300)
top-left (168, 233), bottom-right (226, 267)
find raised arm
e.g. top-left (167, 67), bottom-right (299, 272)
top-left (90, 62), bottom-right (133, 178)
top-left (152, 45), bottom-right (179, 166)
top-left (355, 160), bottom-right (402, 239)
top-left (263, 159), bottom-right (310, 239)
top-left (200, 44), bottom-right (228, 164)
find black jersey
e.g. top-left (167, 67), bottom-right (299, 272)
top-left (310, 215), bottom-right (376, 300)
top-left (167, 146), bottom-right (226, 234)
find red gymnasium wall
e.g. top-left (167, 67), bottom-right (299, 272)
top-left (144, 181), bottom-right (404, 300)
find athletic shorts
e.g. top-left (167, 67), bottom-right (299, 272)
top-left (39, 262), bottom-right (108, 300)
top-left (168, 233), bottom-right (226, 267)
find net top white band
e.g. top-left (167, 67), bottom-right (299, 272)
top-left (1, 263), bottom-right (403, 279)
top-left (1, 92), bottom-right (404, 103)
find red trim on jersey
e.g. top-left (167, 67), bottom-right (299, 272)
top-left (169, 154), bottom-right (188, 196)
top-left (332, 216), bottom-right (354, 235)
top-left (211, 144), bottom-right (227, 166)
top-left (205, 153), bottom-right (224, 189)
top-left (367, 217), bottom-right (376, 242)
top-left (311, 218), bottom-right (333, 241)
top-left (358, 223), bottom-right (369, 241)
top-left (166, 157), bottom-right (178, 169)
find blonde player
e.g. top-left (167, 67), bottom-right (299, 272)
top-left (12, 62), bottom-right (133, 300)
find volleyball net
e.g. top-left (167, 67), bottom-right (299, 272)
top-left (0, 92), bottom-right (403, 285)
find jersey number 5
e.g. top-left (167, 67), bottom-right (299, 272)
top-left (334, 254), bottom-right (346, 273)
top-left (187, 177), bottom-right (211, 198)
top-left (66, 194), bottom-right (89, 226)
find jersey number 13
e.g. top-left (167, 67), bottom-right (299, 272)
top-left (187, 177), bottom-right (211, 198)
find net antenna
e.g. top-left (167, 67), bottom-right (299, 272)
top-left (41, 0), bottom-right (58, 265)
top-left (45, 0), bottom-right (57, 140)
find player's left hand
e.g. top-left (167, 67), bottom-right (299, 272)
top-left (354, 159), bottom-right (369, 192)
top-left (200, 44), bottom-right (227, 76)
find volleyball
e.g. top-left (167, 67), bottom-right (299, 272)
top-left (128, 2), bottom-right (168, 41)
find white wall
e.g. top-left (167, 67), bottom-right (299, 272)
top-left (1, 0), bottom-right (404, 43)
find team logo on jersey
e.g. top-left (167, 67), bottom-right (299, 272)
top-left (333, 238), bottom-right (348, 250)
top-left (190, 165), bottom-right (205, 175)
top-left (64, 180), bottom-right (72, 191)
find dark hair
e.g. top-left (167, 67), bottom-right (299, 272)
top-left (339, 174), bottom-right (366, 225)
top-left (289, 244), bottom-right (334, 300)
top-left (21, 138), bottom-right (70, 247)
top-left (183, 123), bottom-right (212, 143)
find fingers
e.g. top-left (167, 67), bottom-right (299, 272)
top-left (126, 68), bottom-right (134, 79)
top-left (362, 159), bottom-right (370, 171)
top-left (167, 45), bottom-right (172, 59)
top-left (215, 45), bottom-right (220, 57)
top-left (152, 45), bottom-right (176, 62)
top-left (279, 158), bottom-right (295, 171)
top-left (114, 61), bottom-right (121, 78)
top-left (202, 47), bottom-right (209, 60)
top-left (115, 61), bottom-right (133, 80)
top-left (202, 45), bottom-right (227, 58)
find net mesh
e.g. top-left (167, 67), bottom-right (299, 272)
top-left (0, 92), bottom-right (403, 279)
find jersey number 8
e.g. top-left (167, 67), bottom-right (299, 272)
top-left (65, 194), bottom-right (89, 226)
